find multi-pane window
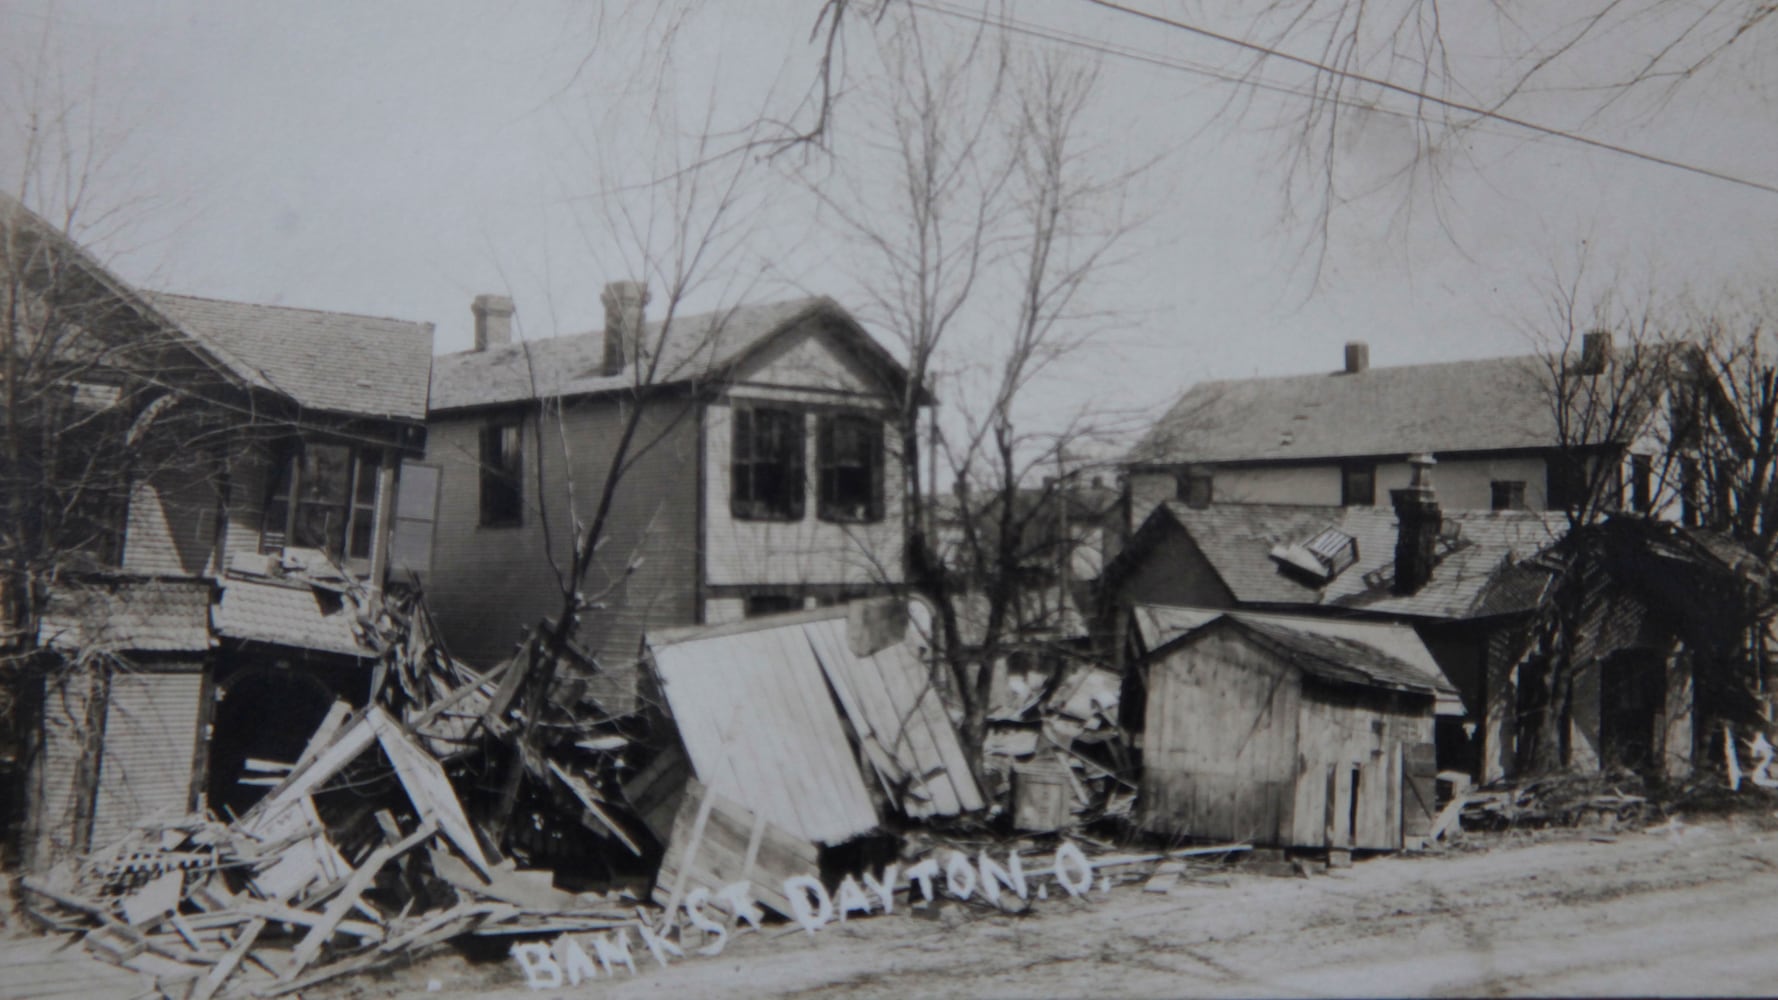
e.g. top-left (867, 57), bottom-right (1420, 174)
top-left (732, 407), bottom-right (805, 521)
top-left (261, 443), bottom-right (382, 561)
top-left (480, 421), bottom-right (523, 527)
top-left (1341, 462), bottom-right (1376, 506)
top-left (817, 414), bottom-right (884, 523)
top-left (1491, 480), bottom-right (1526, 511)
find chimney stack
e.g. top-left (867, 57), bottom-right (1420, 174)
top-left (471, 294), bottom-right (514, 352)
top-left (1344, 341), bottom-right (1370, 374)
top-left (601, 281), bottom-right (649, 375)
top-left (1579, 329), bottom-right (1612, 375)
top-left (1390, 453), bottom-right (1441, 595)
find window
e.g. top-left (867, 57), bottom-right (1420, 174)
top-left (817, 414), bottom-right (885, 522)
top-left (480, 421), bottom-right (523, 527)
top-left (1491, 480), bottom-right (1526, 511)
top-left (1182, 468), bottom-right (1213, 508)
top-left (1341, 462), bottom-right (1376, 506)
top-left (261, 442), bottom-right (382, 561)
top-left (1630, 454), bottom-right (1653, 513)
top-left (745, 593), bottom-right (802, 617)
top-left (1547, 454), bottom-right (1588, 511)
top-left (731, 407), bottom-right (805, 521)
top-left (391, 462), bottom-right (440, 577)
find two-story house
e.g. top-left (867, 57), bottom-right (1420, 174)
top-left (423, 284), bottom-right (922, 711)
top-left (2, 194), bottom-right (434, 865)
top-left (1123, 337), bottom-right (1698, 529)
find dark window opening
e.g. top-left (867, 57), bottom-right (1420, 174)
top-left (1630, 454), bottom-right (1653, 513)
top-left (261, 442), bottom-right (382, 562)
top-left (1681, 457), bottom-right (1701, 527)
top-left (732, 407), bottom-right (805, 521)
top-left (1491, 480), bottom-right (1526, 511)
top-left (1547, 454), bottom-right (1588, 511)
top-left (1182, 469), bottom-right (1213, 509)
top-left (1341, 463), bottom-right (1376, 506)
top-left (480, 420), bottom-right (523, 527)
top-left (818, 414), bottom-right (885, 523)
top-left (745, 593), bottom-right (802, 617)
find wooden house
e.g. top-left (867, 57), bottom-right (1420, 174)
top-left (1, 194), bottom-right (436, 866)
top-left (423, 285), bottom-right (924, 711)
top-left (1138, 613), bottom-right (1445, 850)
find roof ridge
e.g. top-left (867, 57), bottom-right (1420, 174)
top-left (434, 294), bottom-right (831, 362)
top-left (148, 289), bottom-right (433, 330)
top-left (1183, 350), bottom-right (1549, 390)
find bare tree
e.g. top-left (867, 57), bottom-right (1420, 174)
top-left (802, 15), bottom-right (1144, 759)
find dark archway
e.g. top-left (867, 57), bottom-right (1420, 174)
top-left (207, 667), bottom-right (335, 821)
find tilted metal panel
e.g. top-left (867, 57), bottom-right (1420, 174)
top-left (651, 627), bottom-right (879, 845)
top-left (801, 618), bottom-right (983, 818)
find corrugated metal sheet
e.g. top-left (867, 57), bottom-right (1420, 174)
top-left (650, 623), bottom-right (880, 845)
top-left (802, 616), bottom-right (984, 817)
top-left (1134, 604), bottom-right (1463, 715)
top-left (214, 577), bottom-right (368, 656)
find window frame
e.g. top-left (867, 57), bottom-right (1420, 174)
top-left (479, 419), bottom-right (524, 528)
top-left (1490, 480), bottom-right (1526, 511)
top-left (730, 406), bottom-right (806, 522)
top-left (1629, 454), bottom-right (1654, 513)
top-left (816, 412), bottom-right (886, 524)
top-left (260, 440), bottom-right (383, 567)
top-left (1340, 462), bottom-right (1376, 506)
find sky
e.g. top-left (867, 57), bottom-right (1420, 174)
top-left (3, 0), bottom-right (1775, 460)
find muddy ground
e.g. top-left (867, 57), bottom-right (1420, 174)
top-left (320, 812), bottom-right (1778, 999)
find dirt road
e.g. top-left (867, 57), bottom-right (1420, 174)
top-left (342, 814), bottom-right (1778, 998)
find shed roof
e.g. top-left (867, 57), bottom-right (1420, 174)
top-left (38, 577), bottom-right (215, 653)
top-left (1126, 347), bottom-right (1683, 466)
top-left (430, 296), bottom-right (908, 412)
top-left (145, 292), bottom-right (435, 422)
top-left (1231, 617), bottom-right (1447, 696)
top-left (1141, 501), bottom-right (1566, 620)
top-left (213, 577), bottom-right (371, 657)
top-left (1132, 604), bottom-right (1461, 712)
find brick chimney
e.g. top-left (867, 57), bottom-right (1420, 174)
top-left (600, 281), bottom-right (649, 375)
top-left (1578, 329), bottom-right (1612, 375)
top-left (1344, 341), bottom-right (1370, 374)
top-left (471, 294), bottom-right (514, 352)
top-left (1390, 453), bottom-right (1440, 594)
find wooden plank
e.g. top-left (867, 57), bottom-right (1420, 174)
top-left (1402, 741), bottom-right (1439, 838)
top-left (233, 900), bottom-right (383, 942)
top-left (548, 759), bottom-right (642, 855)
top-left (282, 820), bottom-right (436, 981)
top-left (192, 917), bottom-right (265, 1000)
top-left (368, 707), bottom-right (489, 875)
top-left (651, 778), bottom-right (816, 921)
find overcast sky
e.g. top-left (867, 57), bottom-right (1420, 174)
top-left (4, 1), bottom-right (1775, 453)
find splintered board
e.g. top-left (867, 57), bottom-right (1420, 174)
top-left (651, 777), bottom-right (819, 922)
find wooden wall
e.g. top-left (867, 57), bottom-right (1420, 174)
top-left (1141, 625), bottom-right (1437, 850)
top-left (1140, 628), bottom-right (1301, 844)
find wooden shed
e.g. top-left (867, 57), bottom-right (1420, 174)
top-left (1139, 615), bottom-right (1445, 851)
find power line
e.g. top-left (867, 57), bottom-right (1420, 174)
top-left (1079, 0), bottom-right (1778, 197)
top-left (910, 0), bottom-right (1527, 143)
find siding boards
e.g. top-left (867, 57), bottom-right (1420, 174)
top-left (425, 397), bottom-right (701, 710)
top-left (90, 668), bottom-right (203, 848)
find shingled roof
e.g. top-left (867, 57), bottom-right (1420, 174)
top-left (1126, 348), bottom-right (1682, 467)
top-left (430, 296), bottom-right (902, 412)
top-left (145, 292), bottom-right (435, 422)
top-left (1142, 501), bottom-right (1568, 620)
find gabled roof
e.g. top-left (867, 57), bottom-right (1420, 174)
top-left (1134, 501), bottom-right (1567, 620)
top-left (1131, 604), bottom-right (1461, 712)
top-left (145, 292), bottom-right (434, 423)
top-left (430, 296), bottom-right (912, 412)
top-left (1126, 349), bottom-right (1679, 467)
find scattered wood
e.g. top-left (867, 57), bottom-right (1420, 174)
top-left (652, 777), bottom-right (819, 922)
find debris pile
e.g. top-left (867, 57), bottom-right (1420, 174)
top-left (1433, 772), bottom-right (1649, 840)
top-left (984, 661), bottom-right (1136, 832)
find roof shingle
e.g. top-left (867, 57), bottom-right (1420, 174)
top-left (1152, 501), bottom-right (1567, 619)
top-left (213, 577), bottom-right (370, 657)
top-left (430, 297), bottom-right (845, 412)
top-left (38, 578), bottom-right (215, 653)
top-left (145, 292), bottom-right (434, 422)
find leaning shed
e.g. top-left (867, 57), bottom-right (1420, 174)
top-left (1139, 614), bottom-right (1447, 851)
